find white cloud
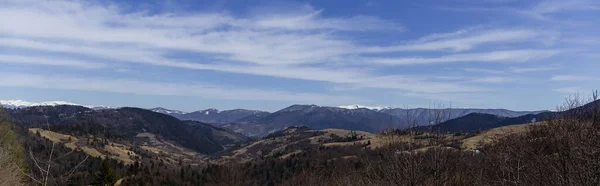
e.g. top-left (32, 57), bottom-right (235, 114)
top-left (551, 75), bottom-right (599, 81)
top-left (362, 29), bottom-right (543, 52)
top-left (553, 87), bottom-right (584, 94)
top-left (370, 49), bottom-right (560, 65)
top-left (471, 76), bottom-right (514, 84)
top-left (464, 65), bottom-right (560, 74)
top-left (0, 72), bottom-right (364, 104)
top-left (531, 0), bottom-right (600, 15)
top-left (0, 54), bottom-right (105, 69)
top-left (509, 66), bottom-right (559, 73)
top-left (464, 68), bottom-right (505, 74)
top-left (520, 0), bottom-right (600, 21)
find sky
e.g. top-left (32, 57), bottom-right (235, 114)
top-left (0, 0), bottom-right (599, 112)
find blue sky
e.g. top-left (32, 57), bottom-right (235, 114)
top-left (0, 0), bottom-right (599, 112)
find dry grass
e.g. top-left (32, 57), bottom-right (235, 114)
top-left (278, 150), bottom-right (303, 159)
top-left (28, 128), bottom-right (106, 158)
top-left (221, 124), bottom-right (539, 164)
top-left (104, 143), bottom-right (136, 164)
top-left (136, 132), bottom-right (205, 165)
top-left (28, 128), bottom-right (77, 143)
top-left (460, 122), bottom-right (543, 150)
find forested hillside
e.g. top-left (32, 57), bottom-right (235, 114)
top-left (5, 106), bottom-right (248, 154)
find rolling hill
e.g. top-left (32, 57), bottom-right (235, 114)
top-left (4, 105), bottom-right (248, 154)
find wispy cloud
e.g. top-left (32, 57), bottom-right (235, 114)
top-left (362, 29), bottom-right (544, 52)
top-left (0, 54), bottom-right (105, 69)
top-left (370, 49), bottom-right (560, 65)
top-left (0, 0), bottom-right (507, 94)
top-left (553, 87), bottom-right (584, 94)
top-left (464, 65), bottom-right (560, 74)
top-left (509, 66), bottom-right (559, 73)
top-left (551, 75), bottom-right (599, 81)
top-left (525, 0), bottom-right (600, 20)
top-left (471, 76), bottom-right (514, 84)
top-left (464, 68), bottom-right (505, 74)
top-left (0, 72), bottom-right (364, 104)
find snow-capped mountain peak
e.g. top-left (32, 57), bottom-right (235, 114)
top-left (0, 100), bottom-right (118, 110)
top-left (0, 100), bottom-right (82, 108)
top-left (338, 104), bottom-right (391, 111)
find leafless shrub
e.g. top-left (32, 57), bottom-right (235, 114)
top-left (0, 148), bottom-right (24, 186)
top-left (6, 110), bottom-right (91, 186)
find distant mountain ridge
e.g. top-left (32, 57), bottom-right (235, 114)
top-left (210, 104), bottom-right (546, 137)
top-left (414, 100), bottom-right (600, 133)
top-left (1, 99), bottom-right (546, 137)
top-left (0, 100), bottom-right (118, 110)
top-left (172, 108), bottom-right (271, 124)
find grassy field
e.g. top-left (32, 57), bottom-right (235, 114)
top-left (460, 122), bottom-right (543, 150)
top-left (28, 128), bottom-right (105, 158)
top-left (220, 122), bottom-right (541, 163)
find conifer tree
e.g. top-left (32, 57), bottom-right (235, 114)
top-left (94, 158), bottom-right (116, 186)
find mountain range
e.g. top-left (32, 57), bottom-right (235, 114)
top-left (1, 100), bottom-right (546, 137)
top-left (0, 100), bottom-right (117, 110)
top-left (151, 107), bottom-right (270, 124)
top-left (156, 104), bottom-right (545, 137)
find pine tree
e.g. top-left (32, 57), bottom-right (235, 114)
top-left (94, 158), bottom-right (116, 186)
top-left (180, 167), bottom-right (186, 180)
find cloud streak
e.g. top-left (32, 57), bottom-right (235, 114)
top-left (0, 72), bottom-right (364, 104)
top-left (370, 50), bottom-right (560, 65)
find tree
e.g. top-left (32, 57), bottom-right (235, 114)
top-left (94, 159), bottom-right (116, 186)
top-left (180, 167), bottom-right (185, 180)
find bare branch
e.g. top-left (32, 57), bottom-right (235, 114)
top-left (64, 155), bottom-right (89, 184)
top-left (10, 160), bottom-right (43, 185)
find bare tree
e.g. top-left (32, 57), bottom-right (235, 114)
top-left (11, 109), bottom-right (90, 186)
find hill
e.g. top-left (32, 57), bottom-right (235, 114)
top-left (4, 105), bottom-right (248, 154)
top-left (413, 100), bottom-right (600, 134)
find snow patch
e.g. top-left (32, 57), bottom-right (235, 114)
top-left (338, 104), bottom-right (391, 111)
top-left (0, 99), bottom-right (118, 110)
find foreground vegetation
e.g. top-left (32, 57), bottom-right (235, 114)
top-left (0, 111), bottom-right (25, 186)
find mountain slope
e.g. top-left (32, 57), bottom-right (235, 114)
top-left (155, 108), bottom-right (270, 124)
top-left (413, 113), bottom-right (507, 133)
top-left (413, 104), bottom-right (579, 133)
top-left (4, 105), bottom-right (248, 154)
top-left (379, 108), bottom-right (545, 127)
top-left (233, 105), bottom-right (400, 137)
top-left (227, 105), bottom-right (545, 137)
